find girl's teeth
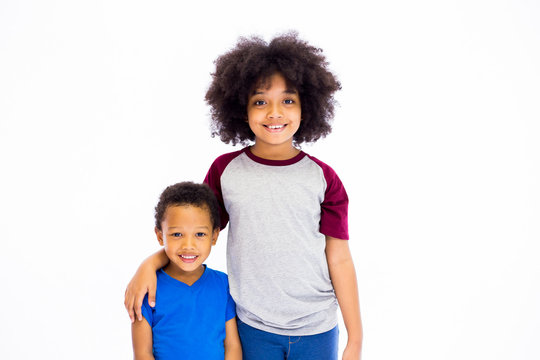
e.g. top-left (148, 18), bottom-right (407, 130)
top-left (268, 125), bottom-right (284, 129)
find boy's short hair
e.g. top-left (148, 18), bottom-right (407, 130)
top-left (154, 182), bottom-right (221, 231)
top-left (205, 31), bottom-right (341, 146)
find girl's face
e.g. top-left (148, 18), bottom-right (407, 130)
top-left (246, 73), bottom-right (301, 157)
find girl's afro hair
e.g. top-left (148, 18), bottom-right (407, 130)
top-left (205, 31), bottom-right (341, 146)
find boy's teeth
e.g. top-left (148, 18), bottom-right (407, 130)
top-left (181, 255), bottom-right (197, 259)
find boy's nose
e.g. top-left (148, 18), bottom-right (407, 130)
top-left (181, 236), bottom-right (196, 249)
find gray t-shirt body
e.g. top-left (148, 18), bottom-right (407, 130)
top-left (204, 147), bottom-right (349, 336)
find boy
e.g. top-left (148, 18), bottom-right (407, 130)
top-left (131, 182), bottom-right (242, 360)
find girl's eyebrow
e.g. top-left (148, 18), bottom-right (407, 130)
top-left (251, 88), bottom-right (298, 95)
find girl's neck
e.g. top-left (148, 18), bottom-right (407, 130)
top-left (250, 142), bottom-right (300, 161)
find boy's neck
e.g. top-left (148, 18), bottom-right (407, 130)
top-left (163, 263), bottom-right (205, 286)
top-left (249, 143), bottom-right (300, 160)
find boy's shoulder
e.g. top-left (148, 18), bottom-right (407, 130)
top-left (203, 267), bottom-right (233, 293)
top-left (204, 266), bottom-right (230, 283)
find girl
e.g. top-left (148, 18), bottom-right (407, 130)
top-left (125, 32), bottom-right (362, 360)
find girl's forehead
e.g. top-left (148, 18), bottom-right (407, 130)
top-left (252, 72), bottom-right (297, 93)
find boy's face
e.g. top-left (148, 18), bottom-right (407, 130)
top-left (155, 205), bottom-right (218, 279)
top-left (246, 72), bottom-right (302, 151)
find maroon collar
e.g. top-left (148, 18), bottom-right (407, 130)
top-left (243, 147), bottom-right (306, 166)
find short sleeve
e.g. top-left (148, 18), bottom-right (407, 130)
top-left (204, 156), bottom-right (232, 230)
top-left (141, 294), bottom-right (154, 326)
top-left (315, 161), bottom-right (349, 240)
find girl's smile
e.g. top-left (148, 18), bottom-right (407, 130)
top-left (265, 124), bottom-right (286, 131)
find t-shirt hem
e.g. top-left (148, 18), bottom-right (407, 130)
top-left (237, 314), bottom-right (338, 336)
top-left (320, 228), bottom-right (350, 240)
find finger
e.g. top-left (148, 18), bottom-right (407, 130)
top-left (124, 287), bottom-right (135, 323)
top-left (128, 303), bottom-right (135, 323)
top-left (135, 292), bottom-right (144, 322)
top-left (148, 284), bottom-right (157, 308)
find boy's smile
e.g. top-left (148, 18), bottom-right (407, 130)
top-left (247, 72), bottom-right (301, 159)
top-left (156, 205), bottom-right (218, 285)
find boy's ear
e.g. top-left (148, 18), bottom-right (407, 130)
top-left (155, 227), bottom-right (164, 246)
top-left (211, 228), bottom-right (220, 245)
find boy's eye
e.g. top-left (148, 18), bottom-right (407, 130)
top-left (196, 232), bottom-right (207, 237)
top-left (171, 232), bottom-right (182, 237)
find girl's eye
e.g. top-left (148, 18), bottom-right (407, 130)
top-left (254, 100), bottom-right (266, 106)
top-left (283, 99), bottom-right (295, 104)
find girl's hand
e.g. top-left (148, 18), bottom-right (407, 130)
top-left (342, 342), bottom-right (362, 360)
top-left (124, 266), bottom-right (157, 323)
top-left (124, 250), bottom-right (169, 322)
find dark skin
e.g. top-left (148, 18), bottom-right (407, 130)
top-left (205, 32), bottom-right (341, 146)
top-left (126, 73), bottom-right (362, 359)
top-left (130, 205), bottom-right (241, 360)
top-left (127, 33), bottom-right (361, 359)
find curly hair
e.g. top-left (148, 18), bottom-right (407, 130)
top-left (154, 182), bottom-right (220, 231)
top-left (205, 31), bottom-right (341, 146)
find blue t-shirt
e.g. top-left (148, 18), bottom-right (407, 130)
top-left (141, 266), bottom-right (236, 360)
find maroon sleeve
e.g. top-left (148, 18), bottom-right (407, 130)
top-left (308, 155), bottom-right (349, 240)
top-left (203, 149), bottom-right (244, 231)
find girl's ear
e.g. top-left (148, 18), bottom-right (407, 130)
top-left (155, 227), bottom-right (164, 246)
top-left (211, 228), bottom-right (220, 246)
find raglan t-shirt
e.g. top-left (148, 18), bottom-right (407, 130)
top-left (141, 266), bottom-right (236, 360)
top-left (204, 147), bottom-right (349, 336)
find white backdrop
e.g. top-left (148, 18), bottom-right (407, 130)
top-left (1, 0), bottom-right (539, 359)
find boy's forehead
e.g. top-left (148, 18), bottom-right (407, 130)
top-left (164, 204), bottom-right (211, 218)
top-left (161, 207), bottom-right (213, 230)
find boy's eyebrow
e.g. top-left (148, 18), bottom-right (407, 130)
top-left (168, 226), bottom-right (211, 230)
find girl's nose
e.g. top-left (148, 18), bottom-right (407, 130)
top-left (267, 104), bottom-right (283, 119)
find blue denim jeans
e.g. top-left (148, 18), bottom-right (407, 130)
top-left (237, 319), bottom-right (339, 360)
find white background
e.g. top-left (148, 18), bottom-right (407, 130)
top-left (1, 0), bottom-right (539, 359)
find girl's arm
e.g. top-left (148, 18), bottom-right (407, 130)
top-left (224, 317), bottom-right (242, 360)
top-left (326, 236), bottom-right (363, 360)
top-left (124, 249), bottom-right (169, 323)
top-left (131, 317), bottom-right (154, 360)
